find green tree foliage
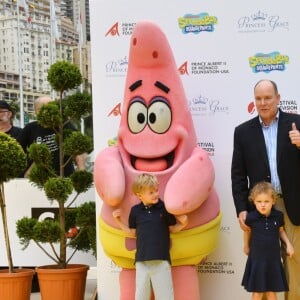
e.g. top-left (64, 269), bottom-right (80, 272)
top-left (0, 133), bottom-right (27, 272)
top-left (16, 62), bottom-right (95, 269)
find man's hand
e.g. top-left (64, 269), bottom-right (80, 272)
top-left (289, 122), bottom-right (300, 147)
top-left (238, 211), bottom-right (250, 231)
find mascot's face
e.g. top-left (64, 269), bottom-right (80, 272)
top-left (117, 22), bottom-right (196, 173)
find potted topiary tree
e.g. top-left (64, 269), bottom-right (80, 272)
top-left (15, 61), bottom-right (94, 300)
top-left (0, 133), bottom-right (34, 300)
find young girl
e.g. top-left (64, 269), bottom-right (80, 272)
top-left (242, 181), bottom-right (294, 300)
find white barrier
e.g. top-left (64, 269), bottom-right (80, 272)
top-left (0, 179), bottom-right (96, 267)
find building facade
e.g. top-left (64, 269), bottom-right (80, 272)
top-left (0, 0), bottom-right (91, 119)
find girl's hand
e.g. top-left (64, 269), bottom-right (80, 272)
top-left (286, 243), bottom-right (295, 258)
top-left (243, 245), bottom-right (250, 256)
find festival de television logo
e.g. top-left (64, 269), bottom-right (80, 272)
top-left (249, 52), bottom-right (289, 73)
top-left (178, 13), bottom-right (218, 34)
top-left (198, 141), bottom-right (215, 157)
top-left (248, 100), bottom-right (298, 115)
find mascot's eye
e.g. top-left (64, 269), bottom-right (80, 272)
top-left (128, 100), bottom-right (147, 133)
top-left (137, 113), bottom-right (145, 123)
top-left (148, 100), bottom-right (171, 134)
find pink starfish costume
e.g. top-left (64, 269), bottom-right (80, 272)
top-left (94, 20), bottom-right (221, 300)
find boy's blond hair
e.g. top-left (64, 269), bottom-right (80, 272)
top-left (249, 181), bottom-right (279, 203)
top-left (132, 173), bottom-right (158, 195)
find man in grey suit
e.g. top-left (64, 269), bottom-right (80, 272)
top-left (231, 79), bottom-right (300, 300)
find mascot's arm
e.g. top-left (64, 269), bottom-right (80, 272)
top-left (94, 146), bottom-right (126, 206)
top-left (164, 147), bottom-right (215, 214)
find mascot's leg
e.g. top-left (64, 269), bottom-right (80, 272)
top-left (119, 268), bottom-right (136, 300)
top-left (172, 265), bottom-right (200, 300)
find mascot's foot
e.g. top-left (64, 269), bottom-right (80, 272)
top-left (119, 268), bottom-right (136, 300)
top-left (172, 265), bottom-right (200, 300)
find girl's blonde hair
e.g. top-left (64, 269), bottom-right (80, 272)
top-left (249, 181), bottom-right (279, 203)
top-left (132, 173), bottom-right (158, 194)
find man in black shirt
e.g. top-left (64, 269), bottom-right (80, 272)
top-left (17, 95), bottom-right (85, 177)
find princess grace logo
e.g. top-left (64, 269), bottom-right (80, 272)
top-left (237, 10), bottom-right (289, 33)
top-left (178, 13), bottom-right (218, 34)
top-left (105, 56), bottom-right (128, 77)
top-left (188, 94), bottom-right (229, 116)
top-left (249, 52), bottom-right (289, 73)
top-left (179, 61), bottom-right (229, 75)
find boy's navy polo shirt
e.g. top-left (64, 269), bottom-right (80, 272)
top-left (129, 199), bottom-right (176, 263)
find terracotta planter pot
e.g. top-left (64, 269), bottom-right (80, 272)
top-left (0, 268), bottom-right (34, 300)
top-left (36, 264), bottom-right (89, 300)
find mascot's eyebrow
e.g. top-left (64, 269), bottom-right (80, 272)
top-left (154, 81), bottom-right (170, 94)
top-left (129, 80), bottom-right (142, 92)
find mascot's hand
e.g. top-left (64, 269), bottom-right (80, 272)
top-left (112, 209), bottom-right (121, 219)
top-left (94, 146), bottom-right (126, 206)
top-left (164, 147), bottom-right (215, 214)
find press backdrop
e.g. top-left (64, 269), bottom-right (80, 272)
top-left (90, 1), bottom-right (299, 299)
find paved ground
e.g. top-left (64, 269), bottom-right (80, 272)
top-left (30, 278), bottom-right (97, 300)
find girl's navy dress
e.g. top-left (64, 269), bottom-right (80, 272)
top-left (242, 208), bottom-right (288, 292)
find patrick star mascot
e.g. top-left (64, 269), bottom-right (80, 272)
top-left (94, 21), bottom-right (221, 300)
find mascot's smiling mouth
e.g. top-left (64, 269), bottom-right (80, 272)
top-left (131, 151), bottom-right (175, 172)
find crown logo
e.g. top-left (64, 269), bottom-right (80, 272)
top-left (251, 10), bottom-right (267, 21)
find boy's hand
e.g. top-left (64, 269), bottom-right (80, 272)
top-left (176, 214), bottom-right (188, 225)
top-left (112, 209), bottom-right (121, 219)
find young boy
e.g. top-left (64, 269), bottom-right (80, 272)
top-left (112, 173), bottom-right (188, 300)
